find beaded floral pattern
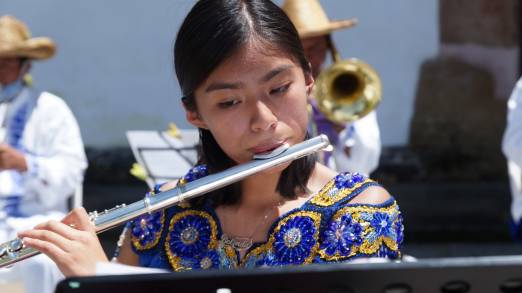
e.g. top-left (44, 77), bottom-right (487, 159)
top-left (310, 172), bottom-right (374, 207)
top-left (129, 203), bottom-right (165, 251)
top-left (320, 214), bottom-right (363, 257)
top-left (239, 211), bottom-right (322, 267)
top-left (177, 165), bottom-right (208, 186)
top-left (165, 209), bottom-right (218, 271)
top-left (319, 202), bottom-right (402, 261)
top-left (194, 250), bottom-right (221, 270)
top-left (270, 211), bottom-right (322, 265)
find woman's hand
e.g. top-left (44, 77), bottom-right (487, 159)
top-left (18, 207), bottom-right (109, 277)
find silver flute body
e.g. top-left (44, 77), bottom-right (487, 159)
top-left (0, 135), bottom-right (330, 268)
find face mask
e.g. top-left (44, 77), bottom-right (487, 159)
top-left (0, 78), bottom-right (25, 103)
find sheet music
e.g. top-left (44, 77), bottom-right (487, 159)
top-left (126, 129), bottom-right (199, 188)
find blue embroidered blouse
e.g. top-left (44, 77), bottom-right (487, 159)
top-left (129, 165), bottom-right (404, 271)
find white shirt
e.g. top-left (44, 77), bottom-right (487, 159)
top-left (0, 87), bottom-right (87, 217)
top-left (329, 111), bottom-right (382, 176)
top-left (502, 77), bottom-right (522, 220)
top-left (503, 78), bottom-right (522, 167)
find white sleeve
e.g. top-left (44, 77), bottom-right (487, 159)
top-left (96, 262), bottom-right (168, 275)
top-left (23, 93), bottom-right (88, 210)
top-left (332, 111), bottom-right (382, 176)
top-left (502, 78), bottom-right (522, 167)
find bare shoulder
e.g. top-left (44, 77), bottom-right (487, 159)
top-left (307, 163), bottom-right (338, 193)
top-left (349, 185), bottom-right (392, 205)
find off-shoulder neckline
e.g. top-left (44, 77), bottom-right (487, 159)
top-left (202, 173), bottom-right (395, 263)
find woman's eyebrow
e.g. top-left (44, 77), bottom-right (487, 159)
top-left (205, 64), bottom-right (293, 93)
top-left (259, 65), bottom-right (293, 83)
top-left (205, 81), bottom-right (244, 93)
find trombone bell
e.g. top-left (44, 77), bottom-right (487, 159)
top-left (313, 58), bottom-right (382, 124)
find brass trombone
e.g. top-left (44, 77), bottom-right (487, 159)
top-left (313, 41), bottom-right (382, 124)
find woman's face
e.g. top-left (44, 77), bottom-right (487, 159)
top-left (188, 42), bottom-right (314, 164)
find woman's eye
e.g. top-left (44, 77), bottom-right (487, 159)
top-left (270, 83), bottom-right (291, 95)
top-left (218, 99), bottom-right (240, 108)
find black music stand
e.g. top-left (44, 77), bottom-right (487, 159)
top-left (55, 255), bottom-right (522, 293)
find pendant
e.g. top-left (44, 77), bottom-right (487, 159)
top-left (221, 234), bottom-right (253, 251)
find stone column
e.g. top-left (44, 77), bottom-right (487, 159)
top-left (408, 0), bottom-right (519, 180)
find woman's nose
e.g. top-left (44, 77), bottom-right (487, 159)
top-left (251, 100), bottom-right (277, 132)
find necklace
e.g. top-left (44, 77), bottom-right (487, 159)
top-left (220, 201), bottom-right (282, 251)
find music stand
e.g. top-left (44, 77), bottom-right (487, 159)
top-left (55, 255), bottom-right (522, 293)
top-left (126, 129), bottom-right (199, 188)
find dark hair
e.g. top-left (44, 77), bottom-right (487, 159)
top-left (175, 0), bottom-right (315, 207)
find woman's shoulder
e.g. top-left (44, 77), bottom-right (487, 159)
top-left (307, 167), bottom-right (404, 261)
top-left (308, 164), bottom-right (393, 208)
top-left (348, 185), bottom-right (392, 205)
top-left (316, 195), bottom-right (403, 261)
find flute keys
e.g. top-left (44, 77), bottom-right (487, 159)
top-left (0, 239), bottom-right (24, 260)
top-left (8, 238), bottom-right (23, 252)
top-left (0, 245), bottom-right (7, 258)
top-left (88, 210), bottom-right (99, 222)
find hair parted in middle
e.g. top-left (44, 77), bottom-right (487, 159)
top-left (175, 0), bottom-right (315, 207)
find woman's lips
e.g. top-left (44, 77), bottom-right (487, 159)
top-left (250, 140), bottom-right (286, 155)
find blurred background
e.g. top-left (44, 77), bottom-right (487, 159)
top-left (1, 0), bottom-right (521, 258)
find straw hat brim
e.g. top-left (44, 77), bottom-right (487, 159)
top-left (298, 18), bottom-right (357, 38)
top-left (0, 37), bottom-right (56, 60)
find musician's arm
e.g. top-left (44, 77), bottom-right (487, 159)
top-left (114, 229), bottom-right (140, 266)
top-left (109, 181), bottom-right (178, 267)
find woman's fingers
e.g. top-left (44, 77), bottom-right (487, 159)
top-left (15, 207), bottom-right (108, 277)
top-left (62, 207), bottom-right (96, 232)
top-left (22, 237), bottom-right (70, 265)
top-left (18, 228), bottom-right (72, 252)
top-left (31, 220), bottom-right (78, 240)
top-left (22, 237), bottom-right (87, 277)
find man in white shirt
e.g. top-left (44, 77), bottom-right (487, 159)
top-left (502, 77), bottom-right (522, 240)
top-left (0, 15), bottom-right (87, 293)
top-left (282, 0), bottom-right (381, 176)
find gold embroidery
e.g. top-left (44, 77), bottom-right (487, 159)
top-left (164, 209), bottom-right (219, 271)
top-left (241, 211), bottom-right (322, 266)
top-left (310, 178), bottom-right (375, 207)
top-left (319, 202), bottom-right (401, 261)
top-left (130, 211), bottom-right (165, 251)
top-left (241, 243), bottom-right (270, 266)
top-left (222, 244), bottom-right (239, 268)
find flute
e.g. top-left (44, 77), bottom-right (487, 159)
top-left (0, 135), bottom-right (330, 268)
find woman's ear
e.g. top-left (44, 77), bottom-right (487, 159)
top-left (305, 70), bottom-right (314, 97)
top-left (186, 110), bottom-right (208, 129)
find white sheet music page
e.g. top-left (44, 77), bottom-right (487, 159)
top-left (126, 129), bottom-right (199, 188)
